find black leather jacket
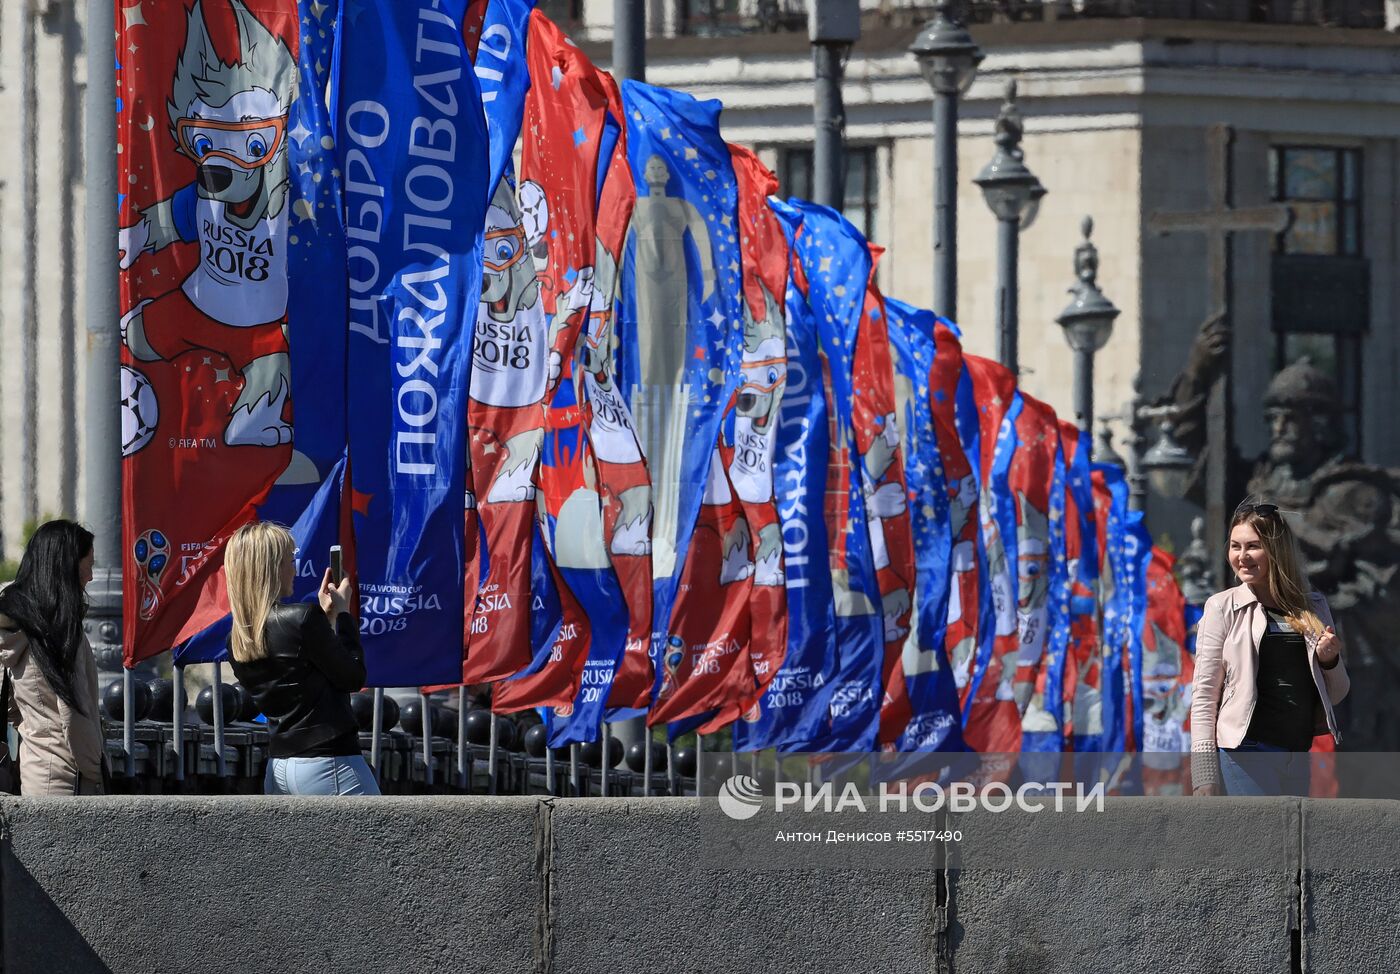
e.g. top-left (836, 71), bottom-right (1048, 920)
top-left (230, 603), bottom-right (365, 759)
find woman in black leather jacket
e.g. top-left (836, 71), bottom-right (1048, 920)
top-left (226, 522), bottom-right (379, 795)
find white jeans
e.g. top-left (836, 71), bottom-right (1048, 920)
top-left (264, 754), bottom-right (381, 796)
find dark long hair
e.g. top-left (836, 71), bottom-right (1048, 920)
top-left (0, 520), bottom-right (94, 711)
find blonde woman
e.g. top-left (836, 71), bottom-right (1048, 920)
top-left (1191, 501), bottom-right (1349, 797)
top-left (226, 522), bottom-right (379, 796)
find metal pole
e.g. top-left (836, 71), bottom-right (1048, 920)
top-left (600, 722), bottom-right (610, 797)
top-left (173, 664), bottom-right (185, 781)
top-left (211, 662), bottom-right (227, 777)
top-left (613, 0), bottom-right (646, 83)
top-left (370, 687), bottom-right (384, 778)
top-left (995, 216), bottom-right (1019, 374)
top-left (933, 88), bottom-right (959, 320)
top-left (642, 724), bottom-right (652, 798)
top-left (488, 712), bottom-right (498, 796)
top-left (419, 690), bottom-right (433, 787)
top-left (812, 42), bottom-right (848, 212)
top-left (546, 745), bottom-right (556, 795)
top-left (1074, 347), bottom-right (1094, 436)
top-left (123, 668), bottom-right (135, 777)
top-left (83, 0), bottom-right (124, 694)
top-left (20, 0), bottom-right (39, 528)
top-left (695, 735), bottom-right (705, 797)
top-left (457, 687), bottom-right (469, 789)
top-left (57, 4), bottom-right (80, 517)
top-left (570, 743), bottom-right (580, 796)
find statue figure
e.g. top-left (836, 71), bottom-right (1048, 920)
top-left (1157, 320), bottom-right (1400, 749)
top-left (626, 153), bottom-right (717, 578)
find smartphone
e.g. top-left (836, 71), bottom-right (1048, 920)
top-left (329, 545), bottom-right (344, 585)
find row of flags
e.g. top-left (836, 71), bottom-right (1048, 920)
top-left (115, 0), bottom-right (1199, 753)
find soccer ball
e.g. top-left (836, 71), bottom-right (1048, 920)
top-left (121, 365), bottom-right (158, 456)
top-left (518, 179), bottom-right (549, 249)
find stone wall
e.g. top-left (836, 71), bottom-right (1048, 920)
top-left (7, 795), bottom-right (1399, 973)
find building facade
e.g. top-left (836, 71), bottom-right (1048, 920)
top-left (578, 1), bottom-right (1400, 547)
top-left (1, 1), bottom-right (1398, 560)
top-left (0, 0), bottom-right (87, 564)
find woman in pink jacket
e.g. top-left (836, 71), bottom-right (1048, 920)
top-left (1191, 501), bottom-right (1349, 796)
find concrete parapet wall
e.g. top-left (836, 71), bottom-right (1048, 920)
top-left (6, 796), bottom-right (1398, 973)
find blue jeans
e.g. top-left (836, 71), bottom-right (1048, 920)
top-left (265, 754), bottom-right (382, 796)
top-left (1218, 739), bottom-right (1310, 796)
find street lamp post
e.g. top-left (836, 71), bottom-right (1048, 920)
top-left (910, 0), bottom-right (982, 321)
top-left (975, 80), bottom-right (1045, 375)
top-left (1055, 216), bottom-right (1119, 434)
top-left (614, 0), bottom-right (646, 82)
top-left (810, 0), bottom-right (860, 211)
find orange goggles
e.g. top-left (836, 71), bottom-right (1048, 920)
top-left (738, 357), bottom-right (787, 396)
top-left (176, 116), bottom-right (286, 170)
top-left (484, 225), bottom-right (528, 273)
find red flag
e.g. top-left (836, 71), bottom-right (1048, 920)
top-left (1007, 393), bottom-right (1061, 730)
top-left (462, 11), bottom-right (611, 684)
top-left (587, 74), bottom-right (655, 712)
top-left (929, 324), bottom-right (982, 715)
top-left (118, 0), bottom-right (302, 661)
top-left (1142, 546), bottom-right (1192, 793)
top-left (853, 249), bottom-right (917, 747)
top-left (960, 355), bottom-right (1019, 753)
top-left (693, 146), bottom-right (791, 734)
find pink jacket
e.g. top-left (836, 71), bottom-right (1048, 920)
top-left (1190, 584), bottom-right (1349, 787)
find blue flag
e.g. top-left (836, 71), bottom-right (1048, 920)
top-left (336, 0), bottom-right (490, 685)
top-left (1123, 506), bottom-right (1154, 752)
top-left (474, 0), bottom-right (534, 200)
top-left (614, 81), bottom-right (746, 708)
top-left (780, 202), bottom-right (883, 753)
top-left (884, 297), bottom-right (964, 753)
top-left (1094, 461), bottom-right (1132, 752)
top-left (733, 199), bottom-right (841, 752)
top-left (1022, 429), bottom-right (1071, 752)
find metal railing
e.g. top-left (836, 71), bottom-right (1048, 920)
top-left (676, 0), bottom-right (1387, 35)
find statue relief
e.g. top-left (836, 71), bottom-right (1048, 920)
top-left (1161, 319), bottom-right (1400, 749)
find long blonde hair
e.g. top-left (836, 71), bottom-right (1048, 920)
top-left (226, 522), bottom-right (295, 663)
top-left (1230, 503), bottom-right (1323, 638)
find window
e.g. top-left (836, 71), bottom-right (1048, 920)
top-left (1269, 146), bottom-right (1362, 257)
top-left (1268, 145), bottom-right (1367, 453)
top-left (775, 145), bottom-right (882, 245)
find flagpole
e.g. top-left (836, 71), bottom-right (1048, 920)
top-left (809, 1), bottom-right (859, 212)
top-left (612, 0), bottom-right (646, 83)
top-left (611, 0), bottom-right (650, 776)
top-left (83, 0), bottom-right (124, 703)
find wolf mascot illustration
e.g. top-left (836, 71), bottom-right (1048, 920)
top-left (581, 239), bottom-right (652, 557)
top-left (726, 283), bottom-right (787, 587)
top-left (945, 472), bottom-right (980, 687)
top-left (119, 0), bottom-right (297, 456)
top-left (862, 411), bottom-right (913, 644)
top-left (471, 177), bottom-right (548, 504)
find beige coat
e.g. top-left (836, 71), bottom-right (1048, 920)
top-left (0, 613), bottom-right (105, 795)
top-left (1190, 584), bottom-right (1349, 788)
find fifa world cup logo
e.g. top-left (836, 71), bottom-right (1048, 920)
top-left (657, 636), bottom-right (686, 700)
top-left (133, 529), bottom-right (171, 621)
